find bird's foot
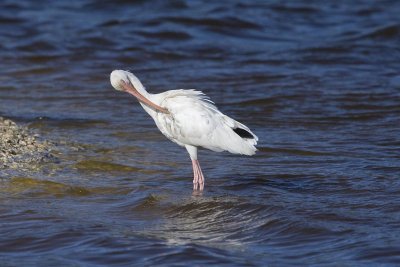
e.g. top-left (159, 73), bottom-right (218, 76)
top-left (193, 179), bottom-right (204, 191)
top-left (193, 180), bottom-right (204, 191)
top-left (193, 176), bottom-right (198, 190)
top-left (192, 160), bottom-right (204, 191)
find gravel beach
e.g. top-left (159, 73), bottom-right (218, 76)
top-left (0, 117), bottom-right (54, 169)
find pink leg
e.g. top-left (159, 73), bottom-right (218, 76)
top-left (192, 159), bottom-right (205, 191)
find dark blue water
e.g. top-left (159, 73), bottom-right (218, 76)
top-left (1, 0), bottom-right (400, 266)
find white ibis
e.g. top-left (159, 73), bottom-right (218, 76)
top-left (110, 70), bottom-right (258, 190)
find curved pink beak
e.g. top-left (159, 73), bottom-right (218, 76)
top-left (120, 80), bottom-right (169, 114)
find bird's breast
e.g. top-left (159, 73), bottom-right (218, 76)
top-left (153, 96), bottom-right (219, 146)
top-left (157, 113), bottom-right (182, 139)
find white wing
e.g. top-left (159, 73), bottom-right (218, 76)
top-left (154, 90), bottom-right (258, 155)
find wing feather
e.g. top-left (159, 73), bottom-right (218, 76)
top-left (155, 90), bottom-right (258, 155)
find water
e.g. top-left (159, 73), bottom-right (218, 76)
top-left (1, 0), bottom-right (400, 266)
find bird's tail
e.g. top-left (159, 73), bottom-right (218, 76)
top-left (208, 115), bottom-right (258, 156)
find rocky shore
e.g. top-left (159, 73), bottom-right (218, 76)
top-left (0, 117), bottom-right (54, 169)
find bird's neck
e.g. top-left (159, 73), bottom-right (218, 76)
top-left (134, 82), bottom-right (151, 99)
top-left (130, 78), bottom-right (156, 117)
top-left (128, 73), bottom-right (162, 118)
top-left (128, 73), bottom-right (151, 98)
top-left (139, 92), bottom-right (160, 118)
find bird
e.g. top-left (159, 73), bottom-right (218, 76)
top-left (110, 70), bottom-right (258, 191)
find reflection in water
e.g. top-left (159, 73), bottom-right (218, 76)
top-left (156, 196), bottom-right (265, 250)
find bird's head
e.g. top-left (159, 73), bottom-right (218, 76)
top-left (110, 70), bottom-right (141, 92)
top-left (110, 70), bottom-right (169, 114)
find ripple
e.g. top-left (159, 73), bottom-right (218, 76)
top-left (74, 160), bottom-right (141, 172)
top-left (3, 177), bottom-right (91, 197)
top-left (355, 24), bottom-right (400, 40)
top-left (0, 230), bottom-right (86, 253)
top-left (160, 16), bottom-right (263, 31)
top-left (16, 41), bottom-right (58, 52)
top-left (0, 177), bottom-right (133, 198)
top-left (269, 4), bottom-right (320, 14)
top-left (137, 30), bottom-right (192, 41)
top-left (0, 16), bottom-right (25, 24)
top-left (98, 19), bottom-right (124, 27)
top-left (258, 146), bottom-right (333, 156)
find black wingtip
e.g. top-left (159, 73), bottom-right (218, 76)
top-left (233, 128), bottom-right (254, 139)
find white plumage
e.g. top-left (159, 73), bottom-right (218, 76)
top-left (110, 70), bottom-right (258, 190)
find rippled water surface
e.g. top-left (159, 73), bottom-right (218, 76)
top-left (1, 0), bottom-right (400, 266)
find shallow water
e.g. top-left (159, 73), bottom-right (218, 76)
top-left (1, 0), bottom-right (400, 266)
